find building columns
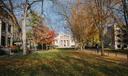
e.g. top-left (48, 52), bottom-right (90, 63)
top-left (5, 23), bottom-right (8, 47)
top-left (10, 25), bottom-right (13, 46)
top-left (66, 40), bottom-right (67, 47)
top-left (0, 20), bottom-right (2, 46)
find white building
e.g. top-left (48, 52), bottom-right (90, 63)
top-left (0, 8), bottom-right (21, 47)
top-left (54, 33), bottom-right (75, 48)
top-left (0, 18), bottom-right (13, 47)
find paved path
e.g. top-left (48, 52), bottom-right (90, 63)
top-left (83, 49), bottom-right (127, 59)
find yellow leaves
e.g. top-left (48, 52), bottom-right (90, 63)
top-left (70, 2), bottom-right (99, 43)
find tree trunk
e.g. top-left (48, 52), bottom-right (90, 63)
top-left (42, 44), bottom-right (43, 50)
top-left (101, 38), bottom-right (104, 56)
top-left (80, 46), bottom-right (83, 51)
top-left (99, 29), bottom-right (105, 56)
top-left (80, 43), bottom-right (84, 51)
top-left (22, 17), bottom-right (27, 55)
top-left (122, 0), bottom-right (128, 26)
top-left (32, 41), bottom-right (36, 51)
top-left (22, 3), bottom-right (28, 55)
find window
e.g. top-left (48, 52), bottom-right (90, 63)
top-left (123, 39), bottom-right (128, 43)
top-left (67, 40), bottom-right (69, 46)
top-left (117, 45), bottom-right (121, 48)
top-left (122, 30), bottom-right (127, 33)
top-left (2, 22), bottom-right (6, 32)
top-left (8, 25), bottom-right (11, 32)
top-left (123, 34), bottom-right (127, 38)
top-left (1, 36), bottom-right (5, 46)
top-left (55, 40), bottom-right (58, 43)
top-left (116, 30), bottom-right (121, 33)
top-left (72, 40), bottom-right (74, 43)
top-left (116, 34), bottom-right (121, 37)
top-left (117, 39), bottom-right (121, 42)
top-left (123, 45), bottom-right (127, 48)
top-left (60, 40), bottom-right (63, 46)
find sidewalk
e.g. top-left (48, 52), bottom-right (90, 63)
top-left (83, 49), bottom-right (127, 59)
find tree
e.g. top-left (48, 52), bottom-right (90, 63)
top-left (32, 25), bottom-right (56, 49)
top-left (122, 0), bottom-right (128, 26)
top-left (70, 2), bottom-right (98, 50)
top-left (0, 0), bottom-right (19, 26)
top-left (21, 0), bottom-right (43, 55)
top-left (27, 11), bottom-right (56, 50)
top-left (85, 0), bottom-right (114, 55)
top-left (0, 0), bottom-right (43, 55)
top-left (52, 0), bottom-right (99, 50)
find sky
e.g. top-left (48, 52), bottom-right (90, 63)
top-left (13, 0), bottom-right (126, 34)
top-left (13, 0), bottom-right (69, 33)
top-left (29, 0), bottom-right (71, 33)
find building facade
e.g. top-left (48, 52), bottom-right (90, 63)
top-left (0, 19), bottom-right (13, 47)
top-left (105, 24), bottom-right (128, 50)
top-left (114, 25), bottom-right (128, 49)
top-left (54, 33), bottom-right (75, 48)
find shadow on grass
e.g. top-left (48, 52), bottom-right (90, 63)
top-left (0, 51), bottom-right (128, 76)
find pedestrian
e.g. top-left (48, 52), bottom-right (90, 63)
top-left (95, 44), bottom-right (99, 53)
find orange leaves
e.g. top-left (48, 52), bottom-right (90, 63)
top-left (33, 25), bottom-right (56, 45)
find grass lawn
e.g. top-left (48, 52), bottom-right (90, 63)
top-left (0, 50), bottom-right (128, 76)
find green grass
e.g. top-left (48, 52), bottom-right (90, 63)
top-left (0, 50), bottom-right (128, 76)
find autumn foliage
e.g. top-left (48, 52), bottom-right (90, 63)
top-left (69, 1), bottom-right (98, 49)
top-left (33, 25), bottom-right (56, 45)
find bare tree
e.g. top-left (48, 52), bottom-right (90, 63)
top-left (87, 0), bottom-right (114, 55)
top-left (52, 0), bottom-right (98, 50)
top-left (0, 0), bottom-right (19, 26)
top-left (70, 2), bottom-right (98, 50)
top-left (122, 0), bottom-right (128, 26)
